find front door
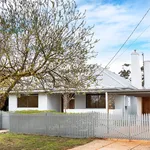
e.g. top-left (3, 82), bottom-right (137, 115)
top-left (142, 97), bottom-right (150, 114)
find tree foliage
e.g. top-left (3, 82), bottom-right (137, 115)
top-left (118, 64), bottom-right (131, 80)
top-left (0, 0), bottom-right (99, 108)
top-left (119, 63), bottom-right (144, 86)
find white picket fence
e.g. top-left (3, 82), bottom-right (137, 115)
top-left (94, 113), bottom-right (150, 140)
top-left (8, 112), bottom-right (150, 140)
top-left (0, 111), bottom-right (10, 130)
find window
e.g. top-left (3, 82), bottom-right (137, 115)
top-left (61, 93), bottom-right (75, 110)
top-left (86, 94), bottom-right (105, 108)
top-left (18, 94), bottom-right (38, 108)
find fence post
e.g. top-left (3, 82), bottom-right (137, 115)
top-left (8, 112), bottom-right (11, 132)
top-left (45, 113), bottom-right (48, 135)
top-left (107, 113), bottom-right (109, 134)
top-left (92, 112), bottom-right (95, 137)
top-left (59, 115), bottom-right (61, 137)
top-left (28, 114), bottom-right (29, 134)
top-left (128, 115), bottom-right (131, 141)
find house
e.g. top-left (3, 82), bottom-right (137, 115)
top-left (8, 50), bottom-right (150, 115)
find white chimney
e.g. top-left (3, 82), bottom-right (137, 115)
top-left (131, 50), bottom-right (142, 89)
top-left (144, 61), bottom-right (150, 89)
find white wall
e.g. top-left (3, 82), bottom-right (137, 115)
top-left (75, 94), bottom-right (86, 109)
top-left (131, 50), bottom-right (142, 89)
top-left (130, 96), bottom-right (137, 114)
top-left (125, 96), bottom-right (142, 115)
top-left (9, 93), bottom-right (62, 112)
top-left (9, 94), bottom-right (17, 111)
top-left (47, 94), bottom-right (61, 112)
top-left (137, 97), bottom-right (142, 115)
top-left (38, 93), bottom-right (48, 110)
top-left (115, 95), bottom-right (124, 110)
top-left (69, 94), bottom-right (123, 115)
top-left (9, 93), bottom-right (50, 111)
top-left (115, 95), bottom-right (140, 115)
top-left (144, 61), bottom-right (150, 89)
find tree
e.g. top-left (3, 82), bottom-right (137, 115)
top-left (118, 64), bottom-right (131, 80)
top-left (0, 0), bottom-right (99, 108)
top-left (118, 63), bottom-right (144, 86)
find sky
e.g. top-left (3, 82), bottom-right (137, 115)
top-left (75, 0), bottom-right (150, 73)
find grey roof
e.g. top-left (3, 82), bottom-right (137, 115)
top-left (9, 67), bottom-right (136, 94)
top-left (90, 68), bottom-right (136, 90)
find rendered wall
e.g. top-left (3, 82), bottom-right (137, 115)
top-left (115, 95), bottom-right (124, 110)
top-left (137, 97), bottom-right (142, 115)
top-left (9, 93), bottom-right (49, 111)
top-left (75, 94), bottom-right (86, 109)
top-left (144, 61), bottom-right (150, 88)
top-left (131, 50), bottom-right (142, 89)
top-left (38, 93), bottom-right (48, 110)
top-left (47, 94), bottom-right (61, 112)
top-left (9, 94), bottom-right (18, 111)
top-left (130, 96), bottom-right (137, 114)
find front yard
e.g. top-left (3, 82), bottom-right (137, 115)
top-left (0, 133), bottom-right (92, 150)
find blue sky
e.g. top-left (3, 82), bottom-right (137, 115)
top-left (75, 0), bottom-right (150, 73)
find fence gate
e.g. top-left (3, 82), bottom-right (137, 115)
top-left (94, 113), bottom-right (150, 140)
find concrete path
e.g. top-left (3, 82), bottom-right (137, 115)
top-left (69, 139), bottom-right (150, 150)
top-left (0, 130), bottom-right (9, 134)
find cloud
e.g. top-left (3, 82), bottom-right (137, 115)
top-left (75, 0), bottom-right (150, 73)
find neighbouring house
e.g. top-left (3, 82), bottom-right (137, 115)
top-left (8, 50), bottom-right (150, 115)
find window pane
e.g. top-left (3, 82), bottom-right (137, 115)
top-left (18, 96), bottom-right (28, 107)
top-left (86, 94), bottom-right (91, 108)
top-left (86, 94), bottom-right (105, 108)
top-left (69, 100), bottom-right (75, 109)
top-left (17, 95), bottom-right (38, 108)
top-left (28, 95), bottom-right (38, 107)
top-left (61, 93), bottom-right (75, 109)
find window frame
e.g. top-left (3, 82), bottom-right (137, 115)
top-left (17, 94), bottom-right (38, 108)
top-left (86, 94), bottom-right (106, 109)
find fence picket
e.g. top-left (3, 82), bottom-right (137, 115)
top-left (2, 112), bottom-right (149, 140)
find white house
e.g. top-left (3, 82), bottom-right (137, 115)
top-left (8, 50), bottom-right (150, 115)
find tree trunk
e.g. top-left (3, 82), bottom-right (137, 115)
top-left (0, 94), bottom-right (7, 109)
top-left (63, 93), bottom-right (69, 113)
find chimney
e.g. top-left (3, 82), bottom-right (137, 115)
top-left (144, 61), bottom-right (150, 89)
top-left (131, 50), bottom-right (142, 89)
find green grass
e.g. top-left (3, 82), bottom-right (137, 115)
top-left (15, 110), bottom-right (60, 114)
top-left (0, 133), bottom-right (93, 150)
top-left (14, 110), bottom-right (79, 115)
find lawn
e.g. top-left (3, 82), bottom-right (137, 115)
top-left (14, 110), bottom-right (58, 114)
top-left (0, 133), bottom-right (93, 150)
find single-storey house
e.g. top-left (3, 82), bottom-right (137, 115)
top-left (8, 50), bottom-right (150, 115)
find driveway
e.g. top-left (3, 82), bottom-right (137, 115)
top-left (69, 139), bottom-right (150, 150)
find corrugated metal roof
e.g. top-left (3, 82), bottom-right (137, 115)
top-left (90, 68), bottom-right (136, 90)
top-left (9, 67), bottom-right (136, 94)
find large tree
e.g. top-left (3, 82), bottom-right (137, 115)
top-left (118, 63), bottom-right (144, 86)
top-left (118, 64), bottom-right (131, 80)
top-left (0, 0), bottom-right (99, 108)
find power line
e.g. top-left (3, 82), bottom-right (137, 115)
top-left (101, 7), bottom-right (150, 72)
top-left (110, 24), bottom-right (150, 65)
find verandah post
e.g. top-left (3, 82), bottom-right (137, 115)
top-left (105, 92), bottom-right (109, 134)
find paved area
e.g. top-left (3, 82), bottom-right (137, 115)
top-left (69, 139), bottom-right (150, 150)
top-left (0, 130), bottom-right (9, 134)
